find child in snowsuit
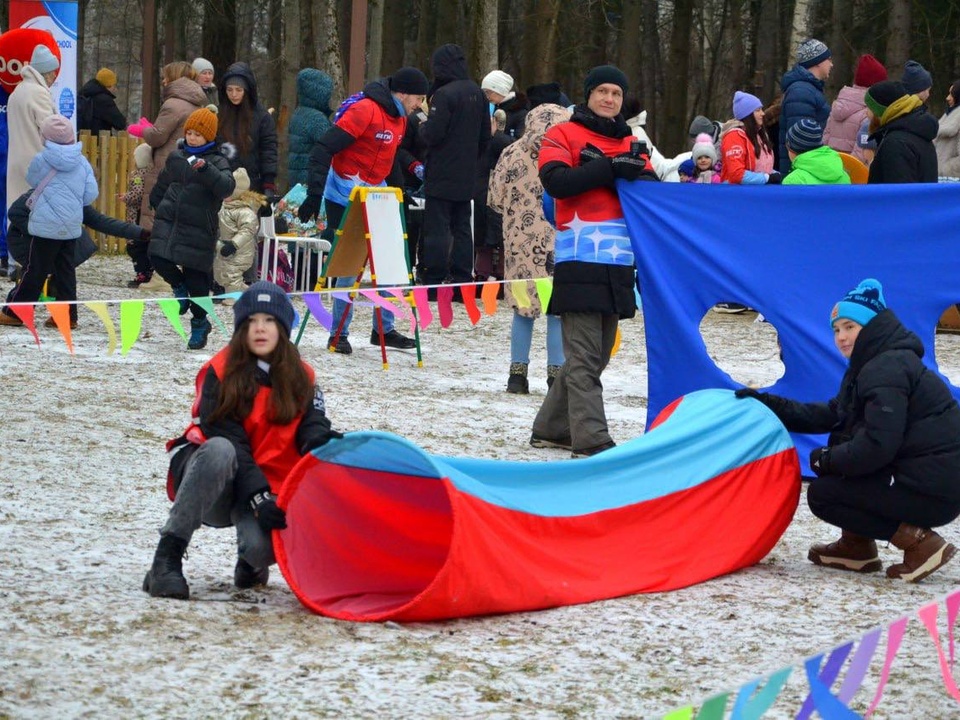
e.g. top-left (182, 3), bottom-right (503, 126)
top-left (122, 142), bottom-right (155, 287)
top-left (0, 115), bottom-right (98, 329)
top-left (148, 107), bottom-right (236, 349)
top-left (215, 167), bottom-right (265, 306)
top-left (737, 278), bottom-right (960, 583)
top-left (143, 281), bottom-right (343, 599)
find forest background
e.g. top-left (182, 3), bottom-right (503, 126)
top-left (1, 0), bottom-right (958, 190)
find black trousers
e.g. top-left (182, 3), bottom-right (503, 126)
top-left (4, 235), bottom-right (77, 321)
top-left (126, 239), bottom-right (153, 275)
top-left (807, 470), bottom-right (960, 540)
top-left (150, 255), bottom-right (211, 320)
top-left (419, 196), bottom-right (473, 285)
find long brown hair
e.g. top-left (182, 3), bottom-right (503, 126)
top-left (219, 94), bottom-right (254, 156)
top-left (207, 322), bottom-right (313, 426)
top-left (742, 113), bottom-right (772, 159)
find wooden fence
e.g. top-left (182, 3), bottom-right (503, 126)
top-left (78, 130), bottom-right (138, 254)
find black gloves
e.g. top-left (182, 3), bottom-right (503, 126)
top-left (139, 228), bottom-right (151, 242)
top-left (249, 489), bottom-right (287, 532)
top-left (579, 143), bottom-right (606, 165)
top-left (298, 194), bottom-right (322, 223)
top-left (734, 387), bottom-right (761, 400)
top-left (220, 240), bottom-right (238, 257)
top-left (300, 428), bottom-right (344, 455)
top-left (766, 171), bottom-right (782, 185)
top-left (733, 386), bottom-right (783, 416)
top-left (611, 153), bottom-right (650, 181)
top-left (809, 447), bottom-right (831, 476)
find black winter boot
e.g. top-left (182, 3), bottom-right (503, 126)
top-left (234, 558), bottom-right (270, 589)
top-left (547, 364), bottom-right (562, 389)
top-left (507, 362), bottom-right (529, 394)
top-left (172, 284), bottom-right (189, 315)
top-left (187, 316), bottom-right (212, 350)
top-left (143, 534), bottom-right (190, 599)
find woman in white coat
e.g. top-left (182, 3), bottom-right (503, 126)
top-left (934, 80), bottom-right (960, 179)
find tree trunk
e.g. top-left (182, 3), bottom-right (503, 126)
top-left (380, 0), bottom-right (405, 72)
top-left (885, 0), bottom-right (910, 72)
top-left (313, 0), bottom-right (347, 103)
top-left (416, 0), bottom-right (437, 73)
top-left (266, 0), bottom-right (283, 110)
top-left (662, 0), bottom-right (694, 155)
top-left (277, 0), bottom-right (302, 192)
top-left (619, 0), bottom-right (641, 92)
top-left (828, 0), bottom-right (853, 97)
top-left (368, 0), bottom-right (384, 80)
top-left (527, 0), bottom-right (560, 84)
top-left (755, 0), bottom-right (781, 103)
top-left (789, 0), bottom-right (813, 59)
top-left (202, 0), bottom-right (238, 79)
top-left (472, 0), bottom-right (498, 78)
top-left (640, 0), bottom-right (661, 139)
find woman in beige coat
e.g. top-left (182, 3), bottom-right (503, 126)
top-left (934, 80), bottom-right (960, 179)
top-left (137, 62), bottom-right (206, 232)
top-left (487, 103), bottom-right (571, 394)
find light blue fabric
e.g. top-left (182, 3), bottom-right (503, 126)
top-left (331, 275), bottom-right (395, 337)
top-left (554, 217), bottom-right (634, 266)
top-left (739, 169), bottom-right (769, 185)
top-left (323, 170), bottom-right (386, 207)
top-left (310, 389), bottom-right (794, 517)
top-left (26, 141), bottom-right (98, 240)
top-left (618, 180), bottom-right (960, 461)
top-left (510, 312), bottom-right (564, 366)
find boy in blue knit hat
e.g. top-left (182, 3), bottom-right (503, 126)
top-left (736, 278), bottom-right (960, 583)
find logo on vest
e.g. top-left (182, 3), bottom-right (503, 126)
top-left (375, 130), bottom-right (394, 143)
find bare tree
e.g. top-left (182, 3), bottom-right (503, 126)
top-left (276, 0), bottom-right (301, 190)
top-left (828, 0), bottom-right (853, 96)
top-left (313, 0), bottom-right (346, 102)
top-left (789, 0), bottom-right (814, 58)
top-left (662, 0), bottom-right (694, 154)
top-left (472, 0), bottom-right (498, 77)
top-left (368, 0), bottom-right (385, 79)
top-left (885, 0), bottom-right (911, 71)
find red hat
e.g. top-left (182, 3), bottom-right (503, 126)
top-left (854, 54), bottom-right (887, 88)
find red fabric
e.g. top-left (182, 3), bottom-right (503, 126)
top-left (0, 29), bottom-right (61, 92)
top-left (332, 98), bottom-right (407, 185)
top-left (538, 121), bottom-right (632, 229)
top-left (275, 448), bottom-right (800, 623)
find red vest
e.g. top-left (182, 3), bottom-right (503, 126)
top-left (332, 97), bottom-right (407, 185)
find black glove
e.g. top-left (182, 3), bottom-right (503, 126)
top-left (300, 428), bottom-right (344, 455)
top-left (249, 489), bottom-right (287, 531)
top-left (766, 171), bottom-right (782, 185)
top-left (139, 228), bottom-right (151, 242)
top-left (809, 446), bottom-right (831, 476)
top-left (611, 153), bottom-right (649, 181)
top-left (219, 240), bottom-right (238, 257)
top-left (298, 194), bottom-right (322, 223)
top-left (579, 143), bottom-right (607, 165)
top-left (734, 387), bottom-right (761, 400)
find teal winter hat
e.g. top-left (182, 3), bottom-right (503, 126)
top-left (831, 278), bottom-right (886, 327)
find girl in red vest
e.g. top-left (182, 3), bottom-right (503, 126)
top-left (143, 281), bottom-right (342, 599)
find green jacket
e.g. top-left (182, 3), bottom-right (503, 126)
top-left (782, 146), bottom-right (851, 185)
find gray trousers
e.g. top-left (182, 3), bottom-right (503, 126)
top-left (532, 312), bottom-right (618, 451)
top-left (162, 437), bottom-right (275, 568)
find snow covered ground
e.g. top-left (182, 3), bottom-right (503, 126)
top-left (2, 255), bottom-right (960, 718)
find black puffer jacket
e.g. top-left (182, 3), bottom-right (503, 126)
top-left (77, 79), bottom-right (128, 133)
top-left (868, 109), bottom-right (939, 184)
top-left (419, 44), bottom-right (490, 201)
top-left (148, 141), bottom-right (236, 272)
top-left (763, 310), bottom-right (960, 501)
top-left (217, 63), bottom-right (278, 192)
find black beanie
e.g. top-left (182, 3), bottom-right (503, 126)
top-left (583, 65), bottom-right (629, 101)
top-left (527, 82), bottom-right (563, 109)
top-left (865, 80), bottom-right (907, 118)
top-left (389, 67), bottom-right (429, 95)
top-left (233, 281), bottom-right (295, 336)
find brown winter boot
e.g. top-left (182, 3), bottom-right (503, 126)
top-left (807, 529), bottom-right (883, 573)
top-left (886, 523), bottom-right (957, 583)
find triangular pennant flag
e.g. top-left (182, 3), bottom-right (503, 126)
top-left (191, 296), bottom-right (227, 335)
top-left (119, 300), bottom-right (146, 356)
top-left (480, 282), bottom-right (499, 315)
top-left (84, 301), bottom-right (117, 354)
top-left (411, 287), bottom-right (433, 329)
top-left (302, 293), bottom-right (333, 331)
top-left (359, 289), bottom-right (404, 322)
top-left (387, 289), bottom-right (417, 336)
top-left (7, 304), bottom-right (40, 346)
top-left (156, 299), bottom-right (188, 341)
top-left (510, 280), bottom-right (531, 308)
top-left (611, 325), bottom-right (622, 357)
top-left (46, 302), bottom-right (74, 354)
top-left (865, 616), bottom-right (909, 716)
top-left (437, 286), bottom-right (454, 328)
top-left (459, 283), bottom-right (481, 325)
top-left (534, 278), bottom-right (553, 314)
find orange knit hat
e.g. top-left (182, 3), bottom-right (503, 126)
top-left (183, 107), bottom-right (218, 142)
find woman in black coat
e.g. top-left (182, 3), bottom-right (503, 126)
top-left (77, 68), bottom-right (128, 134)
top-left (864, 80), bottom-right (939, 184)
top-left (738, 279), bottom-right (960, 583)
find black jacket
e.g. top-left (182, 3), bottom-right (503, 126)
top-left (763, 310), bottom-right (960, 501)
top-left (7, 190), bottom-right (143, 264)
top-left (217, 63), bottom-right (278, 192)
top-left (419, 44), bottom-right (490, 201)
top-left (78, 79), bottom-right (128, 134)
top-left (868, 109), bottom-right (939, 184)
top-left (148, 141), bottom-right (236, 273)
top-left (498, 92), bottom-right (530, 140)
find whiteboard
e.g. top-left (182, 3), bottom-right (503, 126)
top-left (364, 191), bottom-right (411, 286)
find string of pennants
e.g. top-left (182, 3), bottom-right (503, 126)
top-left (661, 587), bottom-right (960, 719)
top-left (0, 278), bottom-right (557, 355)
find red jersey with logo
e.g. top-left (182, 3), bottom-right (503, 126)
top-left (331, 97), bottom-right (406, 185)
